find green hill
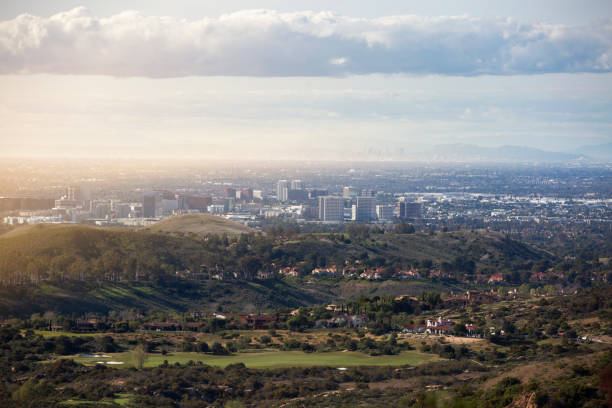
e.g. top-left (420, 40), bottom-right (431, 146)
top-left (0, 225), bottom-right (556, 317)
top-left (148, 214), bottom-right (254, 235)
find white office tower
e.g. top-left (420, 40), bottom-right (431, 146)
top-left (277, 180), bottom-right (289, 202)
top-left (291, 180), bottom-right (303, 190)
top-left (318, 196), bottom-right (344, 222)
top-left (355, 196), bottom-right (377, 222)
top-left (376, 205), bottom-right (394, 221)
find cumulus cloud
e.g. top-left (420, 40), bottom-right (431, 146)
top-left (0, 7), bottom-right (610, 77)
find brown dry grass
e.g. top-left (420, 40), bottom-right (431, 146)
top-left (148, 214), bottom-right (253, 235)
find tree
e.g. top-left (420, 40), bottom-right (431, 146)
top-left (454, 323), bottom-right (467, 336)
top-left (132, 344), bottom-right (148, 369)
top-left (211, 342), bottom-right (228, 355)
top-left (395, 222), bottom-right (415, 234)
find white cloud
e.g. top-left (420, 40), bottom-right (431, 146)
top-left (0, 7), bottom-right (611, 77)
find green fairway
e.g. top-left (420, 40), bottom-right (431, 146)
top-left (34, 330), bottom-right (104, 338)
top-left (68, 350), bottom-right (439, 369)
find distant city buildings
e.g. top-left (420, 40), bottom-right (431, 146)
top-left (318, 196), bottom-right (344, 222)
top-left (142, 193), bottom-right (159, 218)
top-left (399, 200), bottom-right (423, 219)
top-left (343, 186), bottom-right (357, 198)
top-left (277, 180), bottom-right (289, 202)
top-left (353, 196), bottom-right (377, 222)
top-left (290, 180), bottom-right (303, 190)
top-left (376, 204), bottom-right (394, 221)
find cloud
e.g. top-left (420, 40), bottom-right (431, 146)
top-left (0, 7), bottom-right (610, 77)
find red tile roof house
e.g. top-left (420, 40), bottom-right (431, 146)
top-left (396, 269), bottom-right (421, 279)
top-left (487, 273), bottom-right (504, 284)
top-left (311, 266), bottom-right (338, 276)
top-left (279, 267), bottom-right (299, 277)
top-left (359, 268), bottom-right (384, 280)
top-left (425, 317), bottom-right (455, 335)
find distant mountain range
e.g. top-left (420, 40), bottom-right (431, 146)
top-left (412, 143), bottom-right (612, 163)
top-left (574, 143), bottom-right (612, 161)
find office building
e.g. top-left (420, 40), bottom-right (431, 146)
top-left (288, 189), bottom-right (308, 202)
top-left (240, 188), bottom-right (253, 201)
top-left (318, 196), bottom-right (344, 222)
top-left (309, 189), bottom-right (328, 199)
top-left (223, 187), bottom-right (236, 199)
top-left (354, 196), bottom-right (377, 222)
top-left (361, 189), bottom-right (376, 197)
top-left (343, 186), bottom-right (357, 198)
top-left (223, 198), bottom-right (235, 212)
top-left (66, 186), bottom-right (82, 201)
top-left (376, 205), bottom-right (394, 220)
top-left (277, 180), bottom-right (289, 202)
top-left (291, 180), bottom-right (303, 190)
top-left (143, 192), bottom-right (159, 218)
top-left (399, 200), bottom-right (423, 219)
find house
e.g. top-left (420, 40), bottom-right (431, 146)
top-left (312, 266), bottom-right (338, 276)
top-left (425, 317), bottom-right (455, 335)
top-left (342, 267), bottom-right (359, 277)
top-left (325, 304), bottom-right (343, 312)
top-left (239, 314), bottom-right (277, 330)
top-left (316, 314), bottom-right (367, 328)
top-left (396, 269), bottom-right (421, 279)
top-left (466, 290), bottom-right (496, 305)
top-left (429, 270), bottom-right (451, 279)
top-left (279, 267), bottom-right (299, 277)
top-left (403, 324), bottom-right (426, 334)
top-left (465, 323), bottom-right (480, 337)
top-left (443, 295), bottom-right (468, 308)
top-left (530, 272), bottom-right (549, 281)
top-left (360, 268), bottom-right (384, 280)
top-left (487, 273), bottom-right (504, 284)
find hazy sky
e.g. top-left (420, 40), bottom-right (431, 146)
top-left (1, 1), bottom-right (611, 159)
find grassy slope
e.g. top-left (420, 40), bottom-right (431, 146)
top-left (147, 214), bottom-right (253, 235)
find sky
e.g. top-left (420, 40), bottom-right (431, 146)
top-left (0, 1), bottom-right (611, 160)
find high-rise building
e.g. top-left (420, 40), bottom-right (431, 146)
top-left (66, 186), bottom-right (81, 201)
top-left (376, 205), bottom-right (394, 220)
top-left (343, 186), bottom-right (357, 198)
top-left (361, 189), bottom-right (376, 197)
top-left (288, 189), bottom-right (308, 202)
top-left (240, 188), bottom-right (253, 201)
top-left (143, 193), bottom-right (159, 218)
top-left (92, 201), bottom-right (111, 219)
top-left (223, 187), bottom-right (237, 199)
top-left (223, 198), bottom-right (235, 213)
top-left (398, 200), bottom-right (423, 219)
top-left (309, 189), bottom-right (328, 199)
top-left (277, 180), bottom-right (289, 202)
top-left (318, 196), bottom-right (344, 222)
top-left (113, 203), bottom-right (131, 218)
top-left (291, 180), bottom-right (303, 190)
top-left (354, 196), bottom-right (377, 222)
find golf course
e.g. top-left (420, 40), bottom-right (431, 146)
top-left (68, 349), bottom-right (440, 369)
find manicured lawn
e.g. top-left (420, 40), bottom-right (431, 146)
top-left (68, 350), bottom-right (439, 369)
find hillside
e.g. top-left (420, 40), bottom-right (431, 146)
top-left (147, 214), bottom-right (254, 235)
top-left (0, 225), bottom-right (561, 317)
